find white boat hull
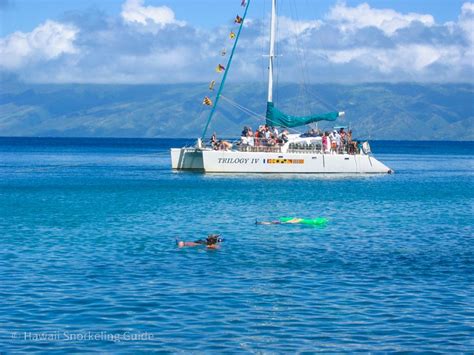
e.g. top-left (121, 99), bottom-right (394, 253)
top-left (171, 148), bottom-right (392, 174)
top-left (171, 148), bottom-right (204, 170)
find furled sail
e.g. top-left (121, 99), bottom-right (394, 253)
top-left (266, 102), bottom-right (343, 128)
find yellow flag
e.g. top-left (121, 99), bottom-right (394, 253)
top-left (216, 64), bottom-right (225, 73)
top-left (230, 31), bottom-right (236, 39)
top-left (203, 97), bottom-right (213, 106)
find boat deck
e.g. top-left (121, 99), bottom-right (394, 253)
top-left (234, 143), bottom-right (363, 155)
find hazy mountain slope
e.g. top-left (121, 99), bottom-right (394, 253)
top-left (0, 80), bottom-right (472, 140)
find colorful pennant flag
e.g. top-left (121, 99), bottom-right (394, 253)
top-left (216, 64), bottom-right (226, 73)
top-left (203, 96), bottom-right (213, 106)
top-left (229, 31), bottom-right (236, 39)
top-left (235, 15), bottom-right (243, 24)
top-left (241, 0), bottom-right (247, 7)
top-left (209, 80), bottom-right (216, 91)
top-left (221, 49), bottom-right (227, 56)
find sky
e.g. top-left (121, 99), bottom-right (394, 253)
top-left (0, 0), bottom-right (473, 83)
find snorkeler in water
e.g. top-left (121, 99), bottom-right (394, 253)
top-left (256, 218), bottom-right (302, 225)
top-left (256, 217), bottom-right (328, 226)
top-left (176, 234), bottom-right (224, 249)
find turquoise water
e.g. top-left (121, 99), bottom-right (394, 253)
top-left (0, 138), bottom-right (473, 352)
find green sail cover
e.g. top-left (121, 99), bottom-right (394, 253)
top-left (279, 217), bottom-right (328, 226)
top-left (266, 102), bottom-right (340, 128)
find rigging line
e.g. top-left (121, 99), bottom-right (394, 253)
top-left (189, 84), bottom-right (207, 126)
top-left (297, 3), bottom-right (313, 115)
top-left (274, 0), bottom-right (277, 106)
top-left (289, 0), bottom-right (311, 115)
top-left (220, 95), bottom-right (264, 119)
top-left (221, 96), bottom-right (304, 136)
top-left (301, 0), bottom-right (339, 113)
top-left (297, 0), bottom-right (326, 116)
top-left (283, 0), bottom-right (302, 115)
top-left (201, 0), bottom-right (252, 140)
top-left (220, 96), bottom-right (260, 118)
top-left (220, 95), bottom-right (303, 135)
top-left (261, 0), bottom-right (268, 117)
top-left (286, 0), bottom-right (296, 107)
top-left (287, 0), bottom-right (304, 116)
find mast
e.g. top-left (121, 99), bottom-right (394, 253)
top-left (267, 0), bottom-right (277, 103)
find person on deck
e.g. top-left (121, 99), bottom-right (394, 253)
top-left (322, 132), bottom-right (330, 153)
top-left (219, 140), bottom-right (233, 151)
top-left (210, 132), bottom-right (218, 150)
top-left (272, 126), bottom-right (279, 137)
top-left (255, 125), bottom-right (264, 146)
top-left (240, 126), bottom-right (254, 147)
top-left (339, 128), bottom-right (346, 152)
top-left (331, 130), bottom-right (340, 153)
top-left (264, 125), bottom-right (272, 142)
top-left (329, 131), bottom-right (337, 153)
top-left (247, 129), bottom-right (255, 147)
top-left (347, 130), bottom-right (356, 154)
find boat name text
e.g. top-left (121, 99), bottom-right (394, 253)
top-left (218, 158), bottom-right (260, 164)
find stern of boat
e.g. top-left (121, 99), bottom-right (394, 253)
top-left (170, 147), bottom-right (204, 171)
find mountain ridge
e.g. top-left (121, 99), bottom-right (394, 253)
top-left (0, 81), bottom-right (472, 140)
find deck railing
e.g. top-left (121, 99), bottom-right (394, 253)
top-left (237, 142), bottom-right (361, 155)
top-left (238, 145), bottom-right (282, 153)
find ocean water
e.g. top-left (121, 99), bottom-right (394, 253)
top-left (0, 137), bottom-right (473, 353)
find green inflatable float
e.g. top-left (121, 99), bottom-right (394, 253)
top-left (279, 217), bottom-right (328, 225)
top-left (256, 217), bottom-right (328, 226)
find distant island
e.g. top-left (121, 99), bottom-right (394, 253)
top-left (0, 77), bottom-right (472, 140)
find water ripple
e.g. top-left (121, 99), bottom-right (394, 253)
top-left (0, 139), bottom-right (473, 352)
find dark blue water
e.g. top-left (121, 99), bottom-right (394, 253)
top-left (0, 137), bottom-right (473, 353)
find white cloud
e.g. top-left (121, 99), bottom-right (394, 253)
top-left (459, 2), bottom-right (474, 43)
top-left (327, 2), bottom-right (435, 36)
top-left (121, 0), bottom-right (185, 27)
top-left (277, 16), bottom-right (322, 39)
top-left (0, 20), bottom-right (78, 69)
top-left (0, 1), bottom-right (472, 83)
top-left (324, 44), bottom-right (458, 73)
top-left (462, 2), bottom-right (474, 14)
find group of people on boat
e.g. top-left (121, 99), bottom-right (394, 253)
top-left (321, 128), bottom-right (360, 154)
top-left (238, 125), bottom-right (361, 154)
top-left (209, 125), bottom-right (288, 151)
top-left (240, 125), bottom-right (289, 146)
top-left (210, 125), bottom-right (364, 154)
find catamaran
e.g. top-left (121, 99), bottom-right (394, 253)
top-left (171, 0), bottom-right (392, 174)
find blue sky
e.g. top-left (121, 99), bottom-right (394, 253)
top-left (0, 0), bottom-right (473, 83)
top-left (0, 0), bottom-right (469, 35)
